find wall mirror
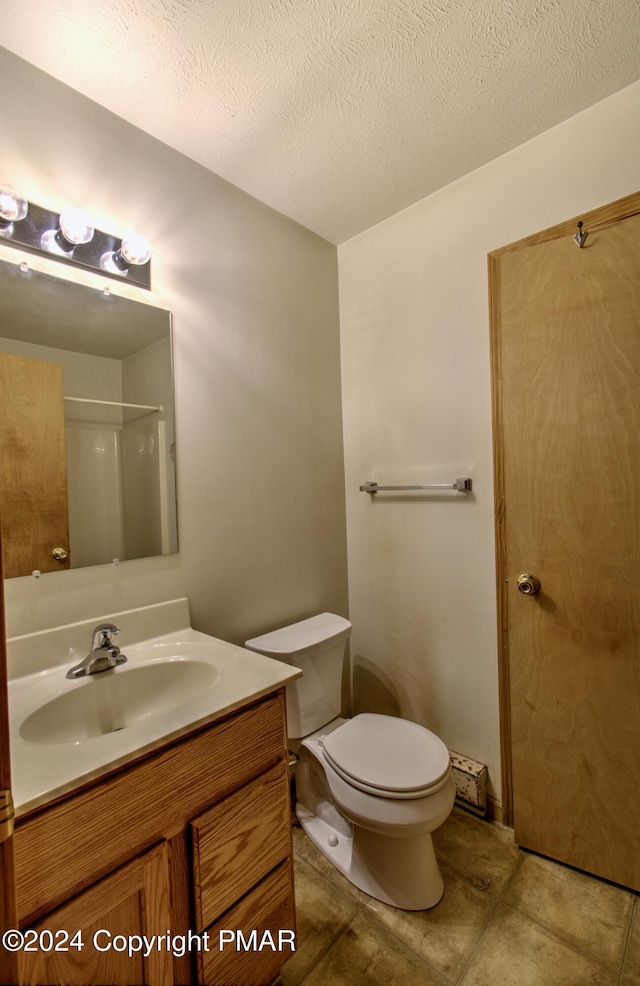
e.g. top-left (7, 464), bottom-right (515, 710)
top-left (0, 258), bottom-right (177, 578)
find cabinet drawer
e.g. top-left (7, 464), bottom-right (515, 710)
top-left (192, 760), bottom-right (291, 931)
top-left (199, 860), bottom-right (295, 986)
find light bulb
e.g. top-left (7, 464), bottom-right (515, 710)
top-left (42, 207), bottom-right (95, 255)
top-left (58, 207), bottom-right (94, 246)
top-left (100, 231), bottom-right (152, 276)
top-left (0, 185), bottom-right (28, 226)
top-left (119, 232), bottom-right (151, 266)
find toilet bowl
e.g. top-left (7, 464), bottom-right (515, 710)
top-left (296, 713), bottom-right (455, 908)
top-left (245, 614), bottom-right (455, 910)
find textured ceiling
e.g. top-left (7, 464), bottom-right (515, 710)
top-left (2, 0), bottom-right (640, 243)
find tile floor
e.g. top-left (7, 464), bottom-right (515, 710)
top-left (279, 808), bottom-right (640, 986)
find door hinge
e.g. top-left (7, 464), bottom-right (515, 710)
top-left (0, 789), bottom-right (15, 843)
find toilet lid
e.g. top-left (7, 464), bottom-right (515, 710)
top-left (322, 713), bottom-right (450, 797)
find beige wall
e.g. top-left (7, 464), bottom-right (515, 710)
top-left (338, 80), bottom-right (640, 805)
top-left (1, 48), bottom-right (348, 647)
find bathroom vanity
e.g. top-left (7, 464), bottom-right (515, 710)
top-left (7, 600), bottom-right (301, 986)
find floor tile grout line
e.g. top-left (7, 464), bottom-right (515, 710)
top-left (505, 851), bottom-right (637, 977)
top-left (496, 848), bottom-right (526, 900)
top-left (495, 896), bottom-right (631, 980)
top-left (295, 902), bottom-right (369, 986)
top-left (618, 893), bottom-right (638, 986)
top-left (358, 902), bottom-right (456, 986)
top-left (452, 851), bottom-right (526, 984)
top-left (448, 833), bottom-right (638, 981)
top-left (293, 901), bottom-right (456, 986)
top-left (288, 850), bottom-right (368, 984)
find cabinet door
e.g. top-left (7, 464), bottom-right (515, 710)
top-left (19, 842), bottom-right (174, 986)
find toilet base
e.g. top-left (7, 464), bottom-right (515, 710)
top-left (296, 802), bottom-right (444, 910)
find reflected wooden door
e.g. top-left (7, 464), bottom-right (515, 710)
top-left (0, 352), bottom-right (70, 576)
top-left (491, 197), bottom-right (640, 890)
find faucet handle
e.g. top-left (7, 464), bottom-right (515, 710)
top-left (66, 623), bottom-right (126, 679)
top-left (91, 623), bottom-right (121, 649)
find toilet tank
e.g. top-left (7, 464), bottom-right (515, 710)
top-left (245, 613), bottom-right (351, 740)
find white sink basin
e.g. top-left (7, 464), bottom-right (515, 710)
top-left (8, 602), bottom-right (302, 816)
top-left (19, 656), bottom-right (218, 745)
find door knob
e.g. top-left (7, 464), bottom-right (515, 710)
top-left (52, 547), bottom-right (69, 561)
top-left (517, 573), bottom-right (540, 595)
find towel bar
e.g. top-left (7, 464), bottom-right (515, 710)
top-left (359, 477), bottom-right (472, 494)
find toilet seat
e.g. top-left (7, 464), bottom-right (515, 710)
top-left (322, 713), bottom-right (451, 801)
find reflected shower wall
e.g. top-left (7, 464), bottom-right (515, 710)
top-left (122, 335), bottom-right (177, 559)
top-left (67, 335), bottom-right (177, 567)
top-left (122, 418), bottom-right (176, 558)
top-left (67, 417), bottom-right (176, 568)
top-left (66, 425), bottom-right (125, 567)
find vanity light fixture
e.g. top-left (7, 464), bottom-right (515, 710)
top-left (100, 232), bottom-right (152, 276)
top-left (0, 187), bottom-right (151, 289)
top-left (41, 207), bottom-right (95, 257)
top-left (0, 184), bottom-right (28, 232)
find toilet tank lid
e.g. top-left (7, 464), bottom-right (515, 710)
top-left (245, 613), bottom-right (351, 657)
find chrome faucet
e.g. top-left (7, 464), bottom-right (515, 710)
top-left (66, 623), bottom-right (128, 679)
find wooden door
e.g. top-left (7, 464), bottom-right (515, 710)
top-left (490, 193), bottom-right (640, 890)
top-left (18, 842), bottom-right (174, 986)
top-left (0, 352), bottom-right (70, 577)
top-left (0, 528), bottom-right (19, 986)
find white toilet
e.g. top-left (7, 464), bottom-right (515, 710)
top-left (245, 613), bottom-right (455, 910)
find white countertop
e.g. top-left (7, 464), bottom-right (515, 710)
top-left (8, 600), bottom-right (301, 816)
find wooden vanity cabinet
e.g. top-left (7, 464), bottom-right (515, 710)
top-left (18, 842), bottom-right (174, 986)
top-left (13, 690), bottom-right (296, 986)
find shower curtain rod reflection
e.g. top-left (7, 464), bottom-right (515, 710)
top-left (64, 396), bottom-right (164, 412)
